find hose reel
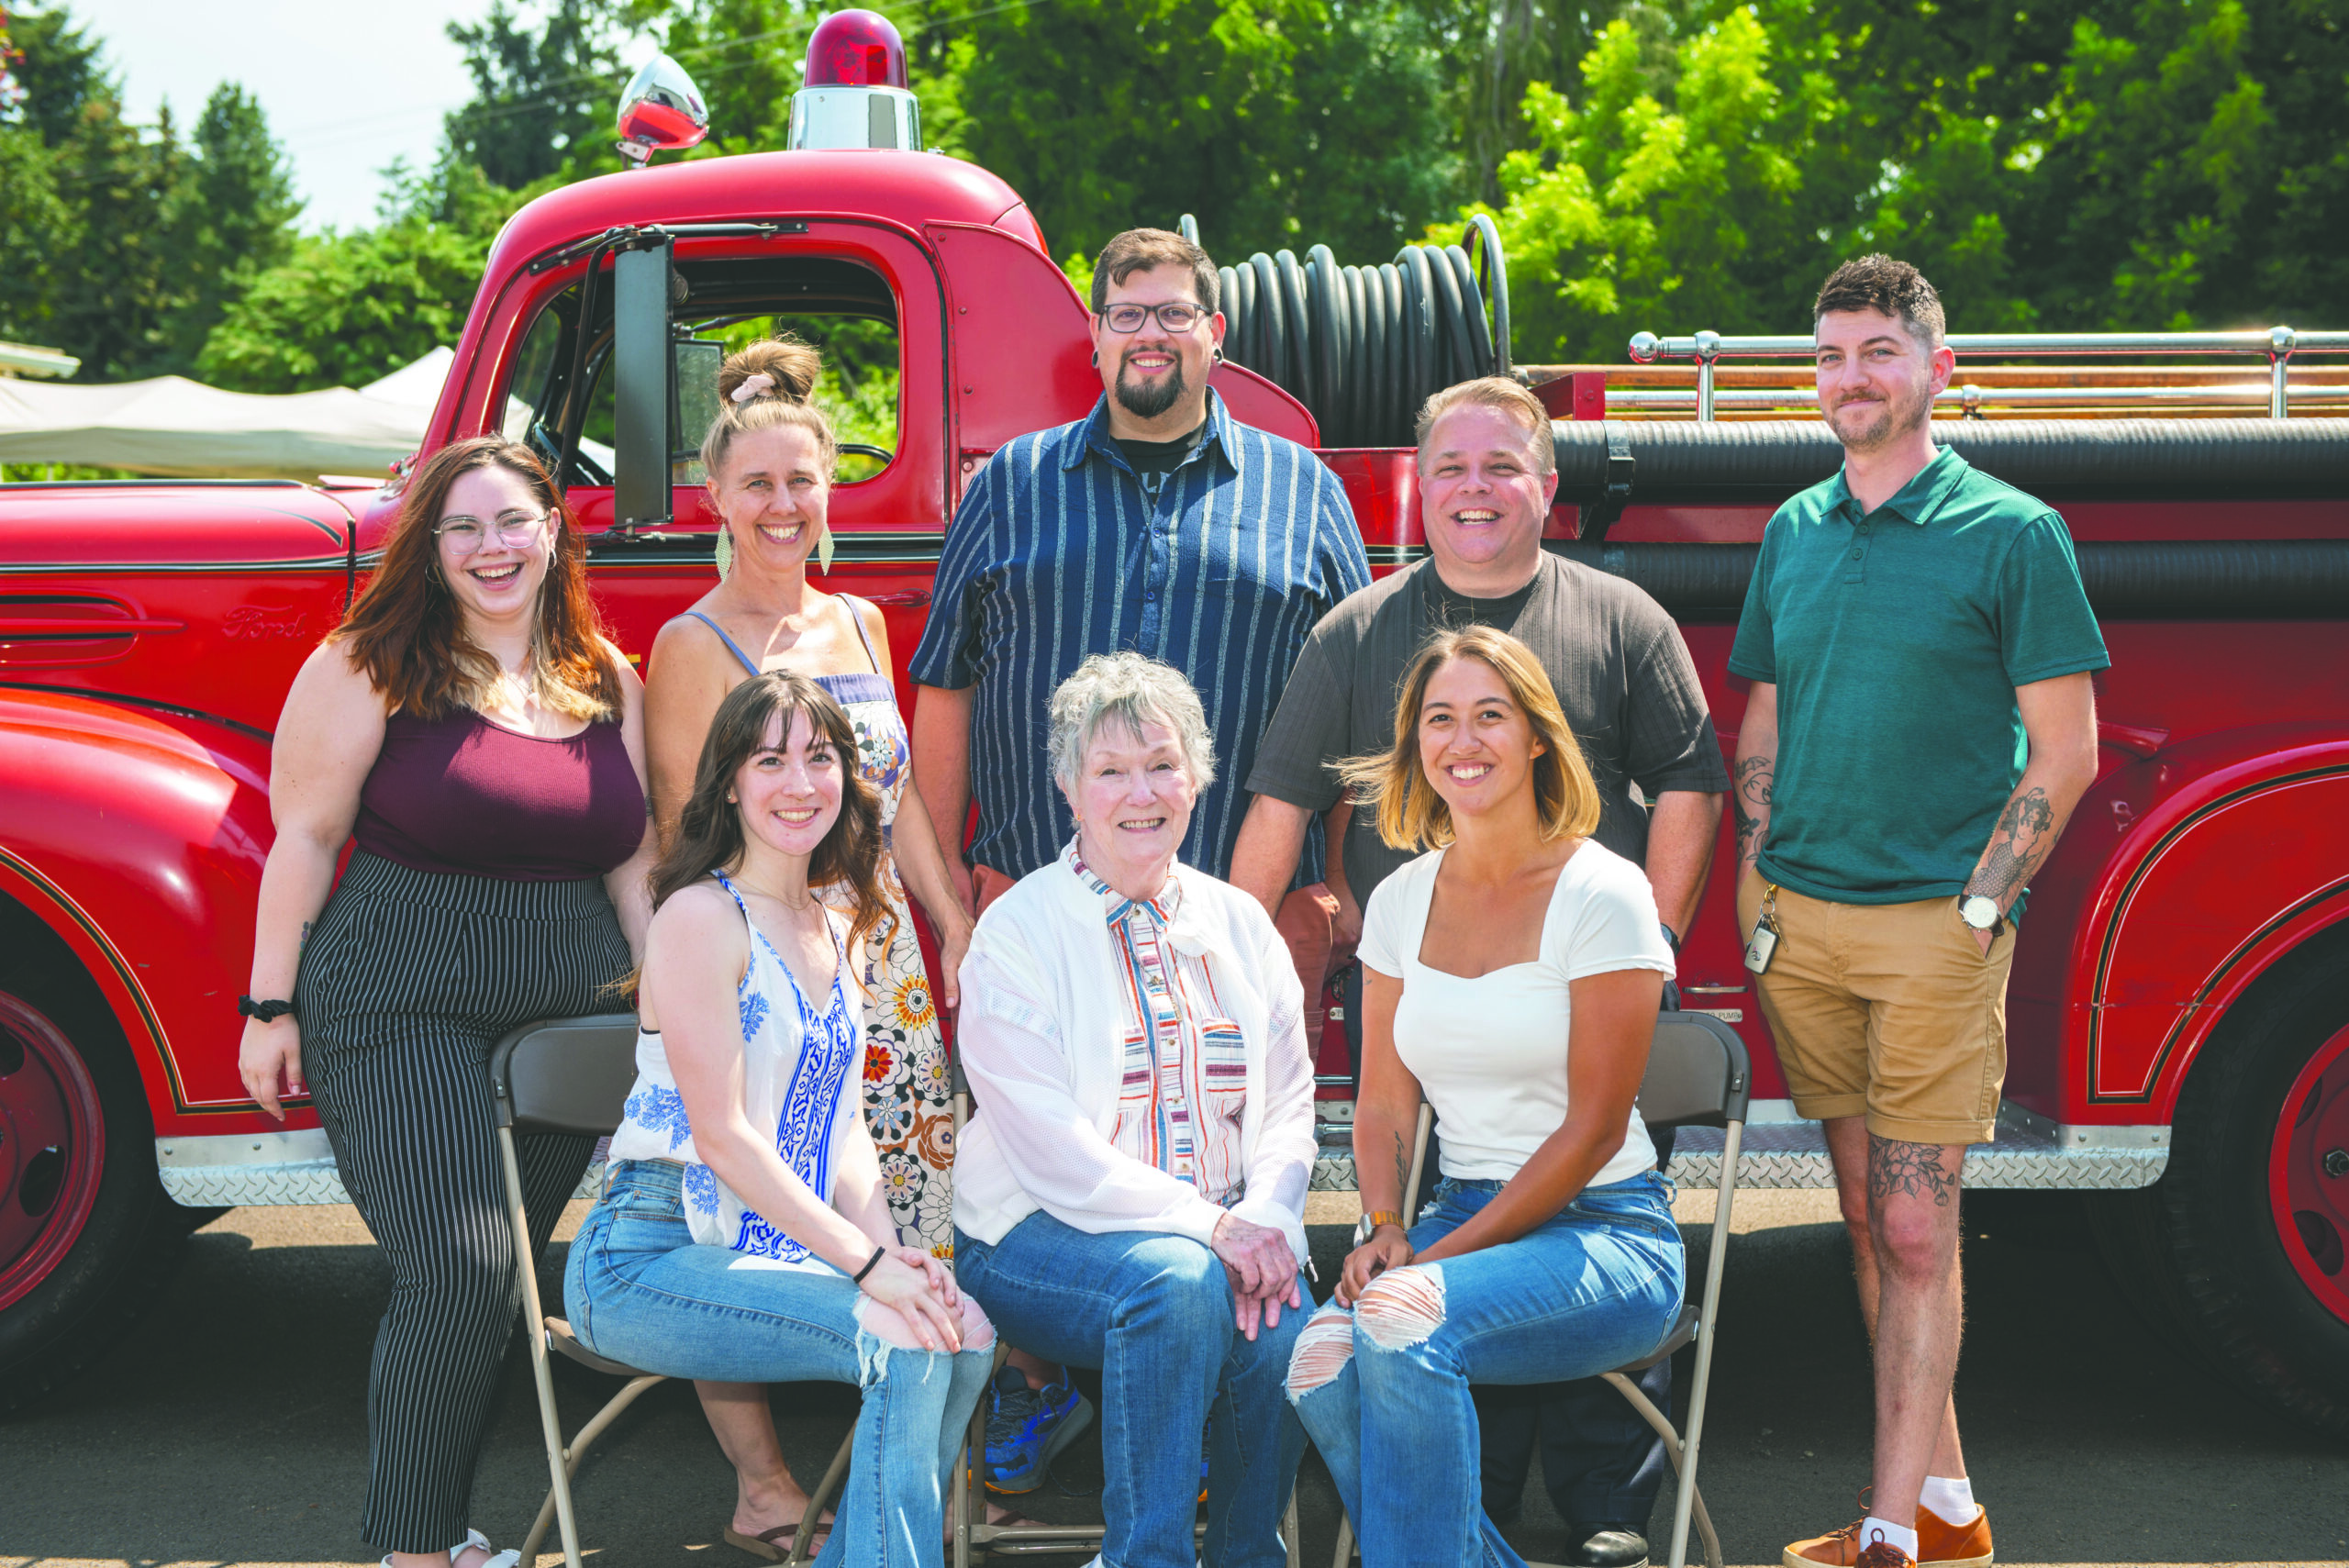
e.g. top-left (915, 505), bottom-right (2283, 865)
top-left (1198, 216), bottom-right (1511, 448)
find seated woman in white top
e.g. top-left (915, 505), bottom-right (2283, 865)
top-left (1284, 626), bottom-right (1686, 1568)
top-left (564, 672), bottom-right (993, 1567)
top-left (950, 651), bottom-right (1319, 1568)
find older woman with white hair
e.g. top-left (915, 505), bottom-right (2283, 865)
top-left (950, 651), bottom-right (1318, 1568)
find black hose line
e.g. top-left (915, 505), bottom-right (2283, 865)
top-left (1211, 224), bottom-right (1509, 447)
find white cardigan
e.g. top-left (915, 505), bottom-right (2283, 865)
top-left (951, 855), bottom-right (1319, 1265)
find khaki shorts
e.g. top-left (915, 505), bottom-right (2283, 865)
top-left (1736, 866), bottom-right (2013, 1147)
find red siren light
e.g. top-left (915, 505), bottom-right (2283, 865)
top-left (804, 10), bottom-right (907, 90)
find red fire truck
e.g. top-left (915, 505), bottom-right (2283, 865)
top-left (3, 15), bottom-right (2344, 1437)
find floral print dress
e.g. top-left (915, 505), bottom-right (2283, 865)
top-left (685, 605), bottom-right (957, 1256)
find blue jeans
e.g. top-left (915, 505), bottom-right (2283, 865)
top-left (954, 1213), bottom-right (1309, 1568)
top-left (566, 1161), bottom-right (992, 1568)
top-left (1286, 1173), bottom-right (1685, 1568)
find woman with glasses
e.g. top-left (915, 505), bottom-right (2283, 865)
top-left (236, 435), bottom-right (657, 1568)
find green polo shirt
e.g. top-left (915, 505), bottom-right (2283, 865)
top-left (1728, 446), bottom-right (2108, 906)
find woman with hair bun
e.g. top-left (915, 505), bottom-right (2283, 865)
top-left (643, 336), bottom-right (981, 1557)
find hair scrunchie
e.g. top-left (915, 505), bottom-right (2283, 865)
top-left (730, 371), bottom-right (777, 404)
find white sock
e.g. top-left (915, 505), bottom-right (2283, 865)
top-left (1860, 1518), bottom-right (1919, 1560)
top-left (1919, 1473), bottom-right (1979, 1524)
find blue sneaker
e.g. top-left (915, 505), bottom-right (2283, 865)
top-left (984, 1365), bottom-right (1094, 1495)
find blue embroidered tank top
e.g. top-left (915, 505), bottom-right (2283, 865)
top-left (607, 870), bottom-right (865, 1265)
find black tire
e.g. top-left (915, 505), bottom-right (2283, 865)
top-left (2083, 933), bottom-right (2349, 1433)
top-left (0, 901), bottom-right (192, 1416)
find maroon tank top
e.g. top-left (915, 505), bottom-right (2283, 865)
top-left (354, 708), bottom-right (646, 881)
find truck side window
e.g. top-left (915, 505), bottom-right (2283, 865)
top-left (507, 254), bottom-right (901, 494)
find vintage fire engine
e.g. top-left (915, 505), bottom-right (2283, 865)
top-left (2, 15), bottom-right (2344, 1437)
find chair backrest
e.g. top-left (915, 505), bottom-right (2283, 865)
top-left (489, 1013), bottom-right (643, 1136)
top-left (1636, 1012), bottom-right (1752, 1132)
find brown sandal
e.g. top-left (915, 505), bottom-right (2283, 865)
top-left (724, 1519), bottom-right (830, 1562)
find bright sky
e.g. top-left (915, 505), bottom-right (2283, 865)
top-left (83, 0), bottom-right (493, 231)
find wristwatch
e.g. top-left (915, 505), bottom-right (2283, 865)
top-left (1353, 1209), bottom-right (1403, 1245)
top-left (1959, 896), bottom-right (2004, 938)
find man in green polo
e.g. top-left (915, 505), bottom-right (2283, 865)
top-left (1732, 256), bottom-right (2108, 1568)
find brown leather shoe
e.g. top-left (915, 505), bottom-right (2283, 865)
top-left (1917, 1504), bottom-right (1993, 1568)
top-left (1784, 1500), bottom-right (1993, 1568)
top-left (1784, 1511), bottom-right (1869, 1568)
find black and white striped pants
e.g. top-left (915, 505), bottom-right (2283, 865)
top-left (297, 851), bottom-right (631, 1555)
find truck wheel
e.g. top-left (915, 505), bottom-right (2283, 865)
top-left (2088, 947), bottom-right (2349, 1434)
top-left (0, 968), bottom-right (187, 1415)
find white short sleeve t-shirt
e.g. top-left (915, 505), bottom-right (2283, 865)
top-left (1358, 840), bottom-right (1675, 1186)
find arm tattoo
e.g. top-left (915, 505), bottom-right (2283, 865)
top-left (1967, 785), bottom-right (2056, 904)
top-left (1867, 1134), bottom-right (1958, 1207)
top-left (298, 920), bottom-right (312, 952)
top-left (1732, 755), bottom-right (1773, 865)
top-left (1393, 1129), bottom-right (1412, 1205)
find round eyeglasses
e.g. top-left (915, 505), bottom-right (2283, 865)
top-left (1097, 301), bottom-right (1208, 335)
top-left (434, 510), bottom-right (550, 555)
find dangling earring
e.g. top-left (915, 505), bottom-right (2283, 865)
top-left (816, 518), bottom-right (835, 573)
top-left (715, 523), bottom-right (734, 582)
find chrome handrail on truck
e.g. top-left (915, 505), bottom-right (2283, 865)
top-left (1627, 325), bottom-right (2349, 419)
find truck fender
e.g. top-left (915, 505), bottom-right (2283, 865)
top-left (0, 686), bottom-right (288, 1131)
top-left (2065, 727), bottom-right (2349, 1120)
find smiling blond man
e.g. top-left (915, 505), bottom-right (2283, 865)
top-left (1231, 376), bottom-right (1726, 1568)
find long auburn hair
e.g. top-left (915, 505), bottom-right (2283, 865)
top-left (336, 435), bottom-right (622, 721)
top-left (1338, 626), bottom-right (1601, 852)
top-left (653, 672), bottom-right (890, 967)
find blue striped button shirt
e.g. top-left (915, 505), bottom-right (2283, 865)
top-left (909, 390), bottom-right (1370, 883)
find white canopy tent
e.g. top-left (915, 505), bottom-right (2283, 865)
top-left (0, 350), bottom-right (453, 483)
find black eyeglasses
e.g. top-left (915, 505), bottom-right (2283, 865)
top-left (1097, 301), bottom-right (1208, 334)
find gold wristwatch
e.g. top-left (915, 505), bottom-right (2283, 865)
top-left (1353, 1209), bottom-right (1404, 1245)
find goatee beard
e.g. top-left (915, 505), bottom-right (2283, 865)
top-left (1115, 354), bottom-right (1188, 420)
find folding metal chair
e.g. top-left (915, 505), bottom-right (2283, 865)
top-left (1330, 1012), bottom-right (1750, 1568)
top-left (493, 1012), bottom-right (854, 1568)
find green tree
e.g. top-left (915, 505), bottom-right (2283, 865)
top-left (444, 0), bottom-right (627, 188)
top-left (196, 217), bottom-right (495, 393)
top-left (938, 0), bottom-right (1464, 266)
top-left (1465, 9), bottom-right (1820, 361)
top-left (159, 83), bottom-right (302, 369)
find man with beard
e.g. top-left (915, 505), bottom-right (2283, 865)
top-left (908, 228), bottom-right (1368, 1496)
top-left (1736, 256), bottom-right (2105, 1568)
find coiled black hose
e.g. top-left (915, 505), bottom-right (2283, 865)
top-left (1208, 216), bottom-right (1511, 447)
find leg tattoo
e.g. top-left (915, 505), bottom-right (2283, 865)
top-left (1868, 1135), bottom-right (1958, 1207)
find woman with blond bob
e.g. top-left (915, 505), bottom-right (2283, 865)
top-left (1283, 626), bottom-right (1686, 1568)
top-left (237, 435), bottom-right (657, 1568)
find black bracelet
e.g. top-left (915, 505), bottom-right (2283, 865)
top-left (239, 995), bottom-right (295, 1022)
top-left (850, 1244), bottom-right (887, 1284)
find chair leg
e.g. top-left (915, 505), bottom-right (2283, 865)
top-left (1598, 1373), bottom-right (1720, 1568)
top-left (518, 1374), bottom-right (667, 1563)
top-left (1331, 1513), bottom-right (1354, 1568)
top-left (498, 1126), bottom-right (584, 1568)
top-left (785, 1429), bottom-right (857, 1568)
top-left (1283, 1490), bottom-right (1302, 1568)
top-left (1668, 1119), bottom-right (1741, 1568)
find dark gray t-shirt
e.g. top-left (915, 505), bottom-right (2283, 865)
top-left (1246, 554), bottom-right (1729, 906)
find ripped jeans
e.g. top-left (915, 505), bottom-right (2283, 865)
top-left (566, 1160), bottom-right (994, 1568)
top-left (1286, 1173), bottom-right (1684, 1568)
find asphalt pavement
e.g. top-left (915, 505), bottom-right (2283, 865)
top-left (4, 1187), bottom-right (2343, 1567)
